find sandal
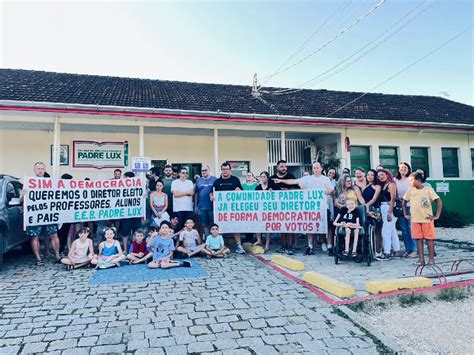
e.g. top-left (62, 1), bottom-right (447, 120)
top-left (342, 251), bottom-right (349, 257)
top-left (36, 259), bottom-right (44, 266)
top-left (351, 252), bottom-right (357, 258)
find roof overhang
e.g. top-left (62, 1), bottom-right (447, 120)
top-left (0, 100), bottom-right (473, 132)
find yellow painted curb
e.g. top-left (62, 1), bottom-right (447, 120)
top-left (303, 271), bottom-right (356, 298)
top-left (365, 277), bottom-right (433, 294)
top-left (271, 255), bottom-right (304, 271)
top-left (243, 242), bottom-right (265, 254)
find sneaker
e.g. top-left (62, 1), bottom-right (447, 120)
top-left (286, 248), bottom-right (294, 256)
top-left (375, 252), bottom-right (383, 260)
top-left (181, 261), bottom-right (191, 267)
top-left (235, 244), bottom-right (246, 254)
top-left (379, 253), bottom-right (391, 261)
top-left (321, 243), bottom-right (328, 252)
top-left (304, 246), bottom-right (314, 256)
top-left (276, 246), bottom-right (287, 254)
top-left (406, 252), bottom-right (418, 258)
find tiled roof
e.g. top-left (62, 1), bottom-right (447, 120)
top-left (0, 69), bottom-right (472, 125)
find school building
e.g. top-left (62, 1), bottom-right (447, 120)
top-left (0, 69), bottom-right (473, 221)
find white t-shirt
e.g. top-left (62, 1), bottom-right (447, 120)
top-left (171, 179), bottom-right (194, 212)
top-left (297, 175), bottom-right (332, 191)
top-left (298, 174), bottom-right (333, 208)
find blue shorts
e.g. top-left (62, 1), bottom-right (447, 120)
top-left (26, 224), bottom-right (58, 238)
top-left (198, 209), bottom-right (214, 227)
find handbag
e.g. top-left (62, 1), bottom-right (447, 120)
top-left (383, 185), bottom-right (403, 217)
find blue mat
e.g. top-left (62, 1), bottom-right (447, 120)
top-left (90, 260), bottom-right (208, 285)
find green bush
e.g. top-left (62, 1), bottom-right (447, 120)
top-left (435, 287), bottom-right (468, 302)
top-left (435, 210), bottom-right (467, 228)
top-left (399, 293), bottom-right (429, 307)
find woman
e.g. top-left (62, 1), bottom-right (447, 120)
top-left (242, 171), bottom-right (259, 190)
top-left (395, 162), bottom-right (417, 257)
top-left (334, 174), bottom-right (365, 210)
top-left (377, 169), bottom-right (401, 260)
top-left (150, 180), bottom-right (169, 227)
top-left (362, 169), bottom-right (382, 258)
top-left (325, 167), bottom-right (338, 255)
top-left (254, 171), bottom-right (271, 251)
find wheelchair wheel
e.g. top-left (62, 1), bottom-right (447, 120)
top-left (366, 224), bottom-right (375, 266)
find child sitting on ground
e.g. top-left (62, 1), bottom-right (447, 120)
top-left (91, 227), bottom-right (126, 269)
top-left (403, 172), bottom-right (442, 265)
top-left (204, 224), bottom-right (230, 258)
top-left (146, 226), bottom-right (158, 247)
top-left (148, 221), bottom-right (191, 269)
top-left (177, 219), bottom-right (206, 257)
top-left (333, 199), bottom-right (361, 257)
top-left (127, 229), bottom-right (152, 264)
top-left (61, 227), bottom-right (95, 270)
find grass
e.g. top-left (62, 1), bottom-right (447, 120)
top-left (347, 302), bottom-right (365, 313)
top-left (435, 287), bottom-right (468, 302)
top-left (399, 293), bottom-right (429, 307)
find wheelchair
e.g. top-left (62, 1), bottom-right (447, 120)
top-left (334, 205), bottom-right (374, 266)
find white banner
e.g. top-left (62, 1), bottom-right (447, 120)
top-left (72, 140), bottom-right (128, 169)
top-left (214, 189), bottom-right (327, 234)
top-left (24, 177), bottom-right (145, 226)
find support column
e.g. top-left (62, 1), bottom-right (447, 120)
top-left (213, 128), bottom-right (219, 174)
top-left (139, 125), bottom-right (145, 156)
top-left (52, 115), bottom-right (61, 179)
top-left (281, 130), bottom-right (286, 161)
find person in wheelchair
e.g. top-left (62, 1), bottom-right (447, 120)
top-left (333, 199), bottom-right (361, 257)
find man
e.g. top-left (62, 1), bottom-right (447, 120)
top-left (113, 169), bottom-right (122, 179)
top-left (22, 162), bottom-right (61, 265)
top-left (162, 165), bottom-right (175, 212)
top-left (195, 165), bottom-right (217, 237)
top-left (171, 168), bottom-right (194, 231)
top-left (269, 160), bottom-right (299, 255)
top-left (274, 162), bottom-right (333, 256)
top-left (172, 167), bottom-right (179, 179)
top-left (211, 162), bottom-right (245, 254)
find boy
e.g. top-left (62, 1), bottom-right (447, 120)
top-left (204, 224), bottom-right (230, 258)
top-left (403, 172), bottom-right (442, 265)
top-left (333, 199), bottom-right (361, 257)
top-left (127, 229), bottom-right (152, 264)
top-left (148, 221), bottom-right (191, 269)
top-left (177, 219), bottom-right (206, 257)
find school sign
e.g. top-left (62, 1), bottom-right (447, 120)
top-left (214, 189), bottom-right (327, 234)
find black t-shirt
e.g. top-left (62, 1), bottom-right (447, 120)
top-left (339, 207), bottom-right (360, 224)
top-left (255, 184), bottom-right (270, 191)
top-left (268, 173), bottom-right (299, 190)
top-left (148, 177), bottom-right (158, 192)
top-left (213, 175), bottom-right (243, 191)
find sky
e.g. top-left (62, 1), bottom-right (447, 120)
top-left (1, 0), bottom-right (473, 105)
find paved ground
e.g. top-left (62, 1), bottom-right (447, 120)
top-left (0, 250), bottom-right (382, 355)
top-left (262, 238), bottom-right (474, 298)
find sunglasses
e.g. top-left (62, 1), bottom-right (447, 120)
top-left (181, 172), bottom-right (188, 174)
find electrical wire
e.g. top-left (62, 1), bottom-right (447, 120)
top-left (260, 0), bottom-right (386, 83)
top-left (264, 0), bottom-right (435, 96)
top-left (323, 25), bottom-right (473, 118)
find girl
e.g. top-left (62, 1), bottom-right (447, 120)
top-left (150, 180), bottom-right (169, 227)
top-left (176, 219), bottom-right (206, 257)
top-left (242, 172), bottom-right (259, 190)
top-left (60, 227), bottom-right (94, 270)
top-left (377, 169), bottom-right (401, 260)
top-left (254, 171), bottom-right (271, 251)
top-left (148, 221), bottom-right (191, 269)
top-left (91, 227), bottom-right (125, 269)
top-left (363, 169), bottom-right (382, 258)
top-left (127, 229), bottom-right (152, 264)
top-left (325, 167), bottom-right (338, 255)
top-left (395, 162), bottom-right (417, 257)
top-left (333, 199), bottom-right (361, 257)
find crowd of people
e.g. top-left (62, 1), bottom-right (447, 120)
top-left (22, 158), bottom-right (442, 270)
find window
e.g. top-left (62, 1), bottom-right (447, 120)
top-left (410, 147), bottom-right (430, 178)
top-left (350, 146), bottom-right (371, 173)
top-left (471, 149), bottom-right (474, 177)
top-left (379, 147), bottom-right (398, 175)
top-left (442, 148), bottom-right (459, 178)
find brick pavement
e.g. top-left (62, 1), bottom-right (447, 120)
top-left (0, 251), bottom-right (382, 354)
